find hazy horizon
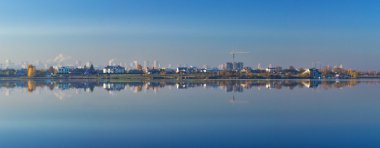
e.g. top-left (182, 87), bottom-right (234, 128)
top-left (1, 0), bottom-right (380, 70)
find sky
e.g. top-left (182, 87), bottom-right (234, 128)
top-left (0, 0), bottom-right (380, 70)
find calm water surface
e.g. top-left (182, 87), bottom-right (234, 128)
top-left (0, 79), bottom-right (380, 148)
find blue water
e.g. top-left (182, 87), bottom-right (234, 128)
top-left (0, 80), bottom-right (379, 147)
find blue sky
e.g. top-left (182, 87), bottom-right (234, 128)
top-left (0, 0), bottom-right (379, 70)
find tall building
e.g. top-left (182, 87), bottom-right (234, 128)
top-left (226, 62), bottom-right (234, 71)
top-left (233, 62), bottom-right (244, 71)
top-left (153, 60), bottom-right (158, 69)
top-left (219, 62), bottom-right (244, 71)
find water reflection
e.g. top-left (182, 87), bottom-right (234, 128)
top-left (0, 79), bottom-right (377, 95)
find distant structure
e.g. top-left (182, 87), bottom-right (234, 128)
top-left (229, 50), bottom-right (248, 71)
top-left (103, 65), bottom-right (125, 74)
top-left (27, 65), bottom-right (36, 78)
top-left (309, 68), bottom-right (322, 79)
top-left (302, 68), bottom-right (322, 79)
top-left (58, 66), bottom-right (71, 74)
top-left (176, 67), bottom-right (189, 74)
top-left (153, 60), bottom-right (158, 69)
top-left (233, 62), bottom-right (244, 71)
top-left (219, 62), bottom-right (244, 71)
top-left (136, 64), bottom-right (143, 70)
top-left (266, 66), bottom-right (282, 74)
top-left (230, 50), bottom-right (248, 63)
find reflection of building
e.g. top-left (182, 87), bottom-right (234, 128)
top-left (103, 83), bottom-right (126, 91)
top-left (176, 83), bottom-right (187, 89)
top-left (58, 83), bottom-right (71, 90)
top-left (0, 80), bottom-right (363, 97)
top-left (226, 84), bottom-right (244, 92)
top-left (301, 80), bottom-right (321, 88)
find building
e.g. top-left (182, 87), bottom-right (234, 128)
top-left (233, 62), bottom-right (244, 71)
top-left (219, 62), bottom-right (243, 71)
top-left (103, 65), bottom-right (126, 74)
top-left (200, 68), bottom-right (219, 73)
top-left (58, 66), bottom-right (71, 74)
top-left (226, 62), bottom-right (233, 71)
top-left (251, 69), bottom-right (266, 74)
top-left (266, 67), bottom-right (283, 74)
top-left (16, 69), bottom-right (27, 77)
top-left (128, 69), bottom-right (144, 74)
top-left (27, 65), bottom-right (36, 78)
top-left (187, 67), bottom-right (197, 73)
top-left (241, 67), bottom-right (253, 73)
top-left (136, 64), bottom-right (143, 70)
top-left (176, 67), bottom-right (189, 74)
top-left (309, 68), bottom-right (322, 79)
top-left (147, 69), bottom-right (161, 75)
top-left (164, 68), bottom-right (176, 74)
top-left (302, 68), bottom-right (322, 79)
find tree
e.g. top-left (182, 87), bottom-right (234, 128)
top-left (347, 69), bottom-right (359, 78)
top-left (48, 66), bottom-right (57, 74)
top-left (90, 64), bottom-right (95, 71)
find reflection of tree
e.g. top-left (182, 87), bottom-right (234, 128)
top-left (27, 80), bottom-right (36, 92)
top-left (134, 86), bottom-right (143, 93)
top-left (319, 80), bottom-right (360, 89)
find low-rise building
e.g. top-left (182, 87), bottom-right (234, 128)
top-left (266, 67), bottom-right (282, 74)
top-left (58, 66), bottom-right (71, 74)
top-left (16, 69), bottom-right (27, 77)
top-left (308, 68), bottom-right (322, 79)
top-left (176, 67), bottom-right (189, 74)
top-left (128, 69), bottom-right (144, 74)
top-left (241, 67), bottom-right (253, 73)
top-left (147, 69), bottom-right (161, 75)
top-left (103, 66), bottom-right (126, 74)
top-left (251, 69), bottom-right (267, 74)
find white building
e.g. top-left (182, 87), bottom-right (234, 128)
top-left (176, 67), bottom-right (189, 74)
top-left (103, 66), bottom-right (126, 74)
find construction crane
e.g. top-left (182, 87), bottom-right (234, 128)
top-left (230, 50), bottom-right (248, 63)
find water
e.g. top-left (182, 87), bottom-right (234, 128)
top-left (0, 79), bottom-right (380, 148)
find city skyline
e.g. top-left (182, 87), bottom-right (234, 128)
top-left (0, 53), bottom-right (362, 71)
top-left (1, 0), bottom-right (380, 70)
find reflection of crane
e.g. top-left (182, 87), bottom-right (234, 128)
top-left (230, 50), bottom-right (248, 63)
top-left (230, 92), bottom-right (236, 104)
